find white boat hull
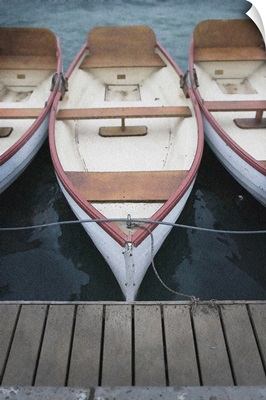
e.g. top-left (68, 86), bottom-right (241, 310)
top-left (0, 115), bottom-right (49, 193)
top-left (58, 176), bottom-right (195, 301)
top-left (189, 20), bottom-right (266, 207)
top-left (203, 115), bottom-right (266, 206)
top-left (0, 27), bottom-right (61, 193)
top-left (50, 26), bottom-right (204, 301)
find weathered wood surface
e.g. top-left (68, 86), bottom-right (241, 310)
top-left (65, 170), bottom-right (189, 202)
top-left (0, 301), bottom-right (265, 387)
top-left (134, 305), bottom-right (165, 386)
top-left (67, 304), bottom-right (103, 387)
top-left (81, 25), bottom-right (167, 69)
top-left (192, 304), bottom-right (233, 386)
top-left (194, 47), bottom-right (266, 62)
top-left (193, 19), bottom-right (266, 62)
top-left (163, 304), bottom-right (200, 386)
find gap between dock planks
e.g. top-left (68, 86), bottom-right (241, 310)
top-left (0, 301), bottom-right (265, 387)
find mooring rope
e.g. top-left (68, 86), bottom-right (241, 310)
top-left (1, 217), bottom-right (265, 302)
top-left (139, 224), bottom-right (199, 303)
top-left (0, 218), bottom-right (265, 234)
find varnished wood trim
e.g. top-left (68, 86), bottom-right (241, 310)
top-left (57, 106), bottom-right (192, 120)
top-left (65, 170), bottom-right (189, 202)
top-left (204, 101), bottom-right (266, 112)
top-left (0, 108), bottom-right (43, 119)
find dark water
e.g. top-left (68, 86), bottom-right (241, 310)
top-left (0, 0), bottom-right (266, 302)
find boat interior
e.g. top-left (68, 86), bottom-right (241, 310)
top-left (55, 26), bottom-right (199, 226)
top-left (0, 28), bottom-right (58, 152)
top-left (55, 26), bottom-right (199, 222)
top-left (192, 20), bottom-right (266, 163)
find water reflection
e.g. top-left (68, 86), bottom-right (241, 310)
top-left (138, 146), bottom-right (266, 301)
top-left (1, 141), bottom-right (266, 302)
top-left (1, 140), bottom-right (125, 301)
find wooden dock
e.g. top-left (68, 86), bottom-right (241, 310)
top-left (0, 300), bottom-right (266, 388)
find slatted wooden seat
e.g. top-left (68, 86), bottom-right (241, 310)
top-left (0, 27), bottom-right (58, 70)
top-left (193, 20), bottom-right (266, 62)
top-left (80, 26), bottom-right (166, 69)
top-left (0, 56), bottom-right (57, 70)
top-left (204, 100), bottom-right (266, 129)
top-left (65, 170), bottom-right (188, 202)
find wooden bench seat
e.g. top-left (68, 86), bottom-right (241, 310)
top-left (0, 108), bottom-right (44, 119)
top-left (57, 106), bottom-right (192, 136)
top-left (204, 100), bottom-right (266, 129)
top-left (80, 26), bottom-right (167, 69)
top-left (194, 47), bottom-right (266, 62)
top-left (0, 27), bottom-right (58, 70)
top-left (193, 20), bottom-right (266, 62)
top-left (80, 54), bottom-right (166, 69)
top-left (65, 170), bottom-right (188, 202)
top-left (0, 56), bottom-right (57, 70)
top-left (204, 100), bottom-right (266, 112)
top-left (57, 106), bottom-right (192, 120)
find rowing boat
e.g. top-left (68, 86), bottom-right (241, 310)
top-left (49, 26), bottom-right (204, 300)
top-left (0, 27), bottom-right (61, 193)
top-left (189, 19), bottom-right (266, 206)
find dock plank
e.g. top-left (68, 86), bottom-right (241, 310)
top-left (248, 304), bottom-right (266, 370)
top-left (0, 304), bottom-right (19, 383)
top-left (192, 304), bottom-right (233, 385)
top-left (34, 305), bottom-right (75, 386)
top-left (163, 304), bottom-right (200, 386)
top-left (101, 305), bottom-right (132, 386)
top-left (134, 305), bottom-right (166, 386)
top-left (220, 304), bottom-right (266, 385)
top-left (0, 301), bottom-right (266, 388)
top-left (2, 305), bottom-right (46, 386)
top-left (68, 305), bottom-right (103, 386)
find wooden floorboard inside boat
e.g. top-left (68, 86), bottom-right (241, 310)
top-left (0, 301), bottom-right (265, 387)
